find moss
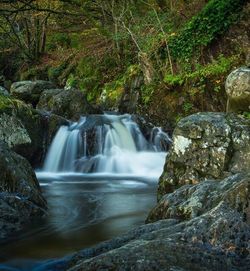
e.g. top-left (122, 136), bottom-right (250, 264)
top-left (168, 0), bottom-right (246, 60)
top-left (0, 95), bottom-right (35, 118)
top-left (0, 95), bottom-right (13, 111)
top-left (20, 66), bottom-right (49, 81)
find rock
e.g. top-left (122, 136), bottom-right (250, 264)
top-left (0, 142), bottom-right (47, 240)
top-left (36, 89), bottom-right (62, 109)
top-left (37, 112), bottom-right (250, 271)
top-left (43, 175), bottom-right (249, 271)
top-left (37, 88), bottom-right (100, 121)
top-left (158, 112), bottom-right (250, 199)
top-left (0, 86), bottom-right (9, 96)
top-left (147, 173), bottom-right (249, 222)
top-left (118, 75), bottom-right (144, 114)
top-left (10, 80), bottom-right (56, 107)
top-left (0, 95), bottom-right (68, 167)
top-left (226, 67), bottom-right (250, 112)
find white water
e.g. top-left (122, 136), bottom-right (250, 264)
top-left (42, 114), bottom-right (170, 179)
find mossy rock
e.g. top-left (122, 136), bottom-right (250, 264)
top-left (0, 95), bottom-right (67, 167)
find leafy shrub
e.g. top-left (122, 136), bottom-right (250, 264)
top-left (168, 0), bottom-right (246, 59)
top-left (164, 55), bottom-right (236, 86)
top-left (47, 33), bottom-right (71, 50)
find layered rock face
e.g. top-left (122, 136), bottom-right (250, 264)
top-left (0, 142), bottom-right (47, 240)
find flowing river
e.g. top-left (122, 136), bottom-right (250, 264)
top-left (0, 114), bottom-right (170, 271)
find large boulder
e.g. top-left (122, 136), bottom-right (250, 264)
top-left (37, 88), bottom-right (100, 120)
top-left (10, 80), bottom-right (55, 107)
top-left (0, 142), bottom-right (47, 240)
top-left (158, 112), bottom-right (250, 199)
top-left (147, 173), bottom-right (249, 222)
top-left (226, 67), bottom-right (250, 112)
top-left (0, 95), bottom-right (68, 167)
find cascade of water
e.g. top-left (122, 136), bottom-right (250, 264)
top-left (150, 127), bottom-right (172, 151)
top-left (42, 114), bottom-right (170, 177)
top-left (43, 126), bottom-right (70, 172)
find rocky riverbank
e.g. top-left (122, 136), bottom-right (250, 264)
top-left (0, 67), bottom-right (249, 270)
top-left (39, 112), bottom-right (248, 271)
top-left (0, 141), bottom-right (47, 240)
top-left (0, 80), bottom-right (98, 242)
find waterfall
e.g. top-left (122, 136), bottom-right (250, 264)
top-left (42, 114), bottom-right (170, 178)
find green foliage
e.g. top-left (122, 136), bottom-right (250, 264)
top-left (243, 112), bottom-right (250, 119)
top-left (141, 83), bottom-right (155, 105)
top-left (164, 55), bottom-right (236, 86)
top-left (65, 73), bottom-right (78, 89)
top-left (20, 66), bottom-right (48, 81)
top-left (164, 74), bottom-right (184, 86)
top-left (100, 64), bottom-right (141, 106)
top-left (47, 33), bottom-right (71, 51)
top-left (183, 102), bottom-right (193, 113)
top-left (75, 57), bottom-right (101, 92)
top-left (168, 0), bottom-right (246, 60)
top-left (48, 62), bottom-right (68, 83)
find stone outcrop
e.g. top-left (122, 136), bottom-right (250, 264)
top-left (10, 80), bottom-right (55, 106)
top-left (226, 67), bottom-right (250, 112)
top-left (37, 88), bottom-right (100, 121)
top-left (65, 197), bottom-right (249, 270)
top-left (147, 173), bottom-right (249, 222)
top-left (0, 95), bottom-right (68, 167)
top-left (158, 112), bottom-right (250, 199)
top-left (0, 142), bottom-right (47, 240)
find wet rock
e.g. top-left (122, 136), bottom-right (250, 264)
top-left (52, 174), bottom-right (250, 271)
top-left (37, 88), bottom-right (100, 121)
top-left (0, 111), bottom-right (31, 148)
top-left (118, 75), bottom-right (144, 114)
top-left (37, 112), bottom-right (250, 271)
top-left (0, 95), bottom-right (68, 167)
top-left (0, 142), bottom-right (47, 240)
top-left (226, 67), bottom-right (250, 112)
top-left (158, 112), bottom-right (250, 198)
top-left (10, 80), bottom-right (55, 107)
top-left (147, 173), bottom-right (249, 222)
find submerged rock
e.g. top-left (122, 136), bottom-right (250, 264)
top-left (37, 88), bottom-right (100, 121)
top-left (10, 80), bottom-right (55, 107)
top-left (158, 112), bottom-right (250, 198)
top-left (226, 67), bottom-right (250, 112)
top-left (0, 142), bottom-right (47, 240)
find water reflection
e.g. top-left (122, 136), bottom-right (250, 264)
top-left (0, 174), bottom-right (157, 270)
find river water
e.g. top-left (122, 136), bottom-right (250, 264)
top-left (0, 114), bottom-right (169, 271)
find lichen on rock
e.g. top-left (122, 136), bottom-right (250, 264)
top-left (0, 112), bottom-right (31, 147)
top-left (158, 112), bottom-right (250, 199)
top-left (226, 67), bottom-right (250, 113)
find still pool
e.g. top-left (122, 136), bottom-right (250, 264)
top-left (0, 173), bottom-right (157, 271)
